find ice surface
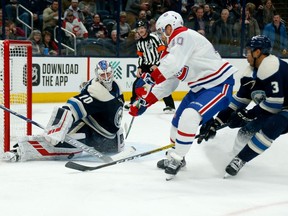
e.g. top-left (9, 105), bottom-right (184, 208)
top-left (0, 102), bottom-right (288, 216)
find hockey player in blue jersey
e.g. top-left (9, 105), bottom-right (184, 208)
top-left (1, 60), bottom-right (125, 162)
top-left (225, 35), bottom-right (288, 177)
top-left (198, 35), bottom-right (288, 177)
top-left (128, 11), bottom-right (238, 180)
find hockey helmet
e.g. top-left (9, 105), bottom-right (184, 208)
top-left (95, 60), bottom-right (114, 91)
top-left (136, 20), bottom-right (147, 29)
top-left (156, 11), bottom-right (183, 34)
top-left (246, 35), bottom-right (272, 55)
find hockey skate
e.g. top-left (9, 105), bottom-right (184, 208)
top-left (157, 157), bottom-right (186, 169)
top-left (164, 152), bottom-right (185, 181)
top-left (224, 156), bottom-right (246, 178)
top-left (163, 106), bottom-right (175, 114)
top-left (0, 149), bottom-right (19, 162)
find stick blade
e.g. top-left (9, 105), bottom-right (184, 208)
top-left (65, 161), bottom-right (93, 171)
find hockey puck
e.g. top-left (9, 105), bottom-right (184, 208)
top-left (68, 153), bottom-right (74, 159)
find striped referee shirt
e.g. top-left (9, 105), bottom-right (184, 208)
top-left (136, 33), bottom-right (166, 68)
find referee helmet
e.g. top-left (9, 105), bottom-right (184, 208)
top-left (136, 21), bottom-right (147, 28)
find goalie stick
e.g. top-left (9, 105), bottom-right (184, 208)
top-left (65, 143), bottom-right (175, 171)
top-left (0, 104), bottom-right (128, 162)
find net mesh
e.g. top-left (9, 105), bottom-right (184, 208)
top-left (0, 41), bottom-right (31, 153)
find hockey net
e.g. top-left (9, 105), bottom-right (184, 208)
top-left (0, 40), bottom-right (32, 153)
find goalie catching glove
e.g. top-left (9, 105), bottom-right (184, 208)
top-left (44, 107), bottom-right (74, 145)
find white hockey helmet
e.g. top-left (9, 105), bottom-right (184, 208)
top-left (156, 11), bottom-right (183, 35)
top-left (95, 60), bottom-right (114, 91)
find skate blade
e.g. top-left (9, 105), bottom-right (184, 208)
top-left (223, 173), bottom-right (231, 179)
top-left (165, 174), bottom-right (176, 181)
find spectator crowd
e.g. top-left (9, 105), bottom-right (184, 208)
top-left (0, 0), bottom-right (287, 57)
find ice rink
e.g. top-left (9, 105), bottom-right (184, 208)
top-left (1, 101), bottom-right (288, 216)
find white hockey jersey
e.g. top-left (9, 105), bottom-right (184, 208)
top-left (63, 17), bottom-right (88, 38)
top-left (151, 27), bottom-right (238, 99)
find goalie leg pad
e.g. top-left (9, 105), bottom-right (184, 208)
top-left (44, 107), bottom-right (74, 145)
top-left (116, 127), bottom-right (125, 152)
top-left (14, 135), bottom-right (82, 161)
top-left (86, 128), bottom-right (125, 153)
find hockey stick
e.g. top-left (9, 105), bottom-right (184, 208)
top-left (0, 104), bottom-right (114, 162)
top-left (125, 117), bottom-right (135, 139)
top-left (65, 143), bottom-right (175, 171)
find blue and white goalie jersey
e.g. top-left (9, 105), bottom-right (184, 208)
top-left (64, 78), bottom-right (124, 139)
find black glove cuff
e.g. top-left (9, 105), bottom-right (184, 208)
top-left (216, 106), bottom-right (235, 124)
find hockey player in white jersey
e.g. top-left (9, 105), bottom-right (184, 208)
top-left (1, 60), bottom-right (125, 162)
top-left (128, 11), bottom-right (238, 179)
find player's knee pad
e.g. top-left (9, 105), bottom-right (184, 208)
top-left (179, 108), bottom-right (202, 130)
top-left (174, 108), bottom-right (202, 156)
top-left (16, 135), bottom-right (82, 161)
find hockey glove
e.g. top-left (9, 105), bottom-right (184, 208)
top-left (129, 97), bottom-right (148, 117)
top-left (228, 109), bottom-right (255, 129)
top-left (129, 89), bottom-right (159, 117)
top-left (216, 106), bottom-right (235, 125)
top-left (197, 118), bottom-right (222, 144)
top-left (135, 73), bottom-right (155, 98)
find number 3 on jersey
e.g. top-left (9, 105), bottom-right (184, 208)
top-left (271, 81), bottom-right (279, 93)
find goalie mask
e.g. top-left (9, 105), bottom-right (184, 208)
top-left (95, 60), bottom-right (114, 91)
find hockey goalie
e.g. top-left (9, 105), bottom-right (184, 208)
top-left (1, 60), bottom-right (125, 162)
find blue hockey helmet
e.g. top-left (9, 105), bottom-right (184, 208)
top-left (246, 35), bottom-right (272, 55)
top-left (95, 60), bottom-right (113, 91)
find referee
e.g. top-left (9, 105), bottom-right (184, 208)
top-left (124, 21), bottom-right (175, 113)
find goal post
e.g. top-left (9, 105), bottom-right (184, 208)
top-left (0, 40), bottom-right (32, 152)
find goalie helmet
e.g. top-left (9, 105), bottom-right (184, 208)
top-left (95, 60), bottom-right (114, 91)
top-left (246, 35), bottom-right (272, 55)
top-left (156, 11), bottom-right (183, 34)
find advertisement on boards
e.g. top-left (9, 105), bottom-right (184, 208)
top-left (32, 57), bottom-right (86, 93)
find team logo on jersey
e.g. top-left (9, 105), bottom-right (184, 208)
top-left (175, 66), bottom-right (189, 81)
top-left (251, 90), bottom-right (266, 104)
top-left (114, 107), bottom-right (123, 128)
top-left (147, 42), bottom-right (153, 50)
top-left (23, 64), bottom-right (41, 86)
top-left (110, 61), bottom-right (122, 80)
